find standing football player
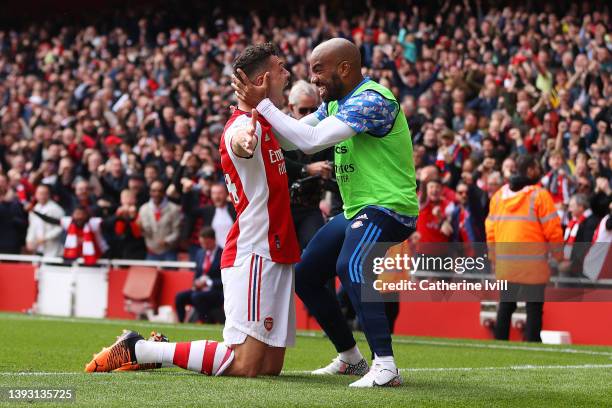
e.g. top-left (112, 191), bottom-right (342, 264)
top-left (233, 38), bottom-right (419, 387)
top-left (85, 43), bottom-right (300, 377)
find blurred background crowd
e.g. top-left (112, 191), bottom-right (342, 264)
top-left (0, 0), bottom-right (609, 279)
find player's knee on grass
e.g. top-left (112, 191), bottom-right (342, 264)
top-left (226, 359), bottom-right (260, 378)
top-left (224, 335), bottom-right (267, 377)
top-left (259, 347), bottom-right (286, 376)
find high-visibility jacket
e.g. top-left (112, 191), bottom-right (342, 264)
top-left (376, 240), bottom-right (413, 293)
top-left (485, 184), bottom-right (563, 284)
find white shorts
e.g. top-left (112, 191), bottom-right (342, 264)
top-left (221, 254), bottom-right (295, 348)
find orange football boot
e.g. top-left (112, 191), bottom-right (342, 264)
top-left (113, 331), bottom-right (169, 372)
top-left (84, 330), bottom-right (143, 373)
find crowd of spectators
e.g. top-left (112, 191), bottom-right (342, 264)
top-left (0, 1), bottom-right (610, 274)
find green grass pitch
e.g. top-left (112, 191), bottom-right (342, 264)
top-left (0, 312), bottom-right (611, 407)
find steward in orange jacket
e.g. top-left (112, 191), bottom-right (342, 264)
top-left (486, 154), bottom-right (564, 342)
top-left (486, 180), bottom-right (563, 284)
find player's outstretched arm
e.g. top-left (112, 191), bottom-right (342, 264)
top-left (256, 99), bottom-right (355, 154)
top-left (270, 111), bottom-right (322, 151)
top-left (232, 70), bottom-right (355, 154)
top-left (299, 111), bottom-right (322, 126)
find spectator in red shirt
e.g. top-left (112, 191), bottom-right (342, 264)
top-left (416, 179), bottom-right (455, 243)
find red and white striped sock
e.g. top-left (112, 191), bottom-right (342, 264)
top-left (135, 340), bottom-right (234, 376)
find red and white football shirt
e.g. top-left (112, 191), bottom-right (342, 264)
top-left (219, 109), bottom-right (300, 269)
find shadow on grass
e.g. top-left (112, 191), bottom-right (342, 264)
top-left (121, 370), bottom-right (348, 385)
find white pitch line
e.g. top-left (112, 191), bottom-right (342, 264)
top-left (0, 372), bottom-right (83, 376)
top-left (2, 364), bottom-right (611, 377)
top-left (0, 314), bottom-right (222, 333)
top-left (2, 314), bottom-right (612, 357)
top-left (284, 364), bottom-right (612, 375)
top-left (390, 338), bottom-right (612, 357)
top-left (296, 331), bottom-right (612, 357)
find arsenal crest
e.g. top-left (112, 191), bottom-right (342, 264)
top-left (264, 316), bottom-right (274, 331)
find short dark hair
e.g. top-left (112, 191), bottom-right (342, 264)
top-left (466, 109), bottom-right (479, 119)
top-left (73, 205), bottom-right (89, 215)
top-left (482, 136), bottom-right (497, 147)
top-left (516, 154), bottom-right (538, 177)
top-left (199, 226), bottom-right (216, 239)
top-left (37, 183), bottom-right (52, 193)
top-left (233, 42), bottom-right (279, 79)
top-left (144, 163), bottom-right (159, 173)
top-left (128, 173), bottom-right (145, 182)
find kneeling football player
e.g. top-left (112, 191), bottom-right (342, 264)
top-left (85, 43), bottom-right (300, 377)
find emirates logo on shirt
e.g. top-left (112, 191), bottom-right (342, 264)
top-left (269, 148), bottom-right (287, 175)
top-left (264, 317), bottom-right (274, 331)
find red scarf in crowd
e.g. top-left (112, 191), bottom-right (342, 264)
top-left (63, 222), bottom-right (100, 265)
top-left (114, 217), bottom-right (142, 238)
top-left (543, 170), bottom-right (570, 205)
top-left (563, 211), bottom-right (589, 260)
top-left (16, 184), bottom-right (28, 203)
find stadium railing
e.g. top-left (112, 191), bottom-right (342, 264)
top-left (0, 253), bottom-right (195, 269)
top-left (1, 254), bottom-right (610, 286)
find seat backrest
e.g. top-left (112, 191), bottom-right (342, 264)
top-left (123, 266), bottom-right (160, 301)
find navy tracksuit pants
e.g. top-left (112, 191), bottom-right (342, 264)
top-left (295, 206), bottom-right (414, 357)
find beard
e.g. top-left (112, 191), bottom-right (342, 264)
top-left (320, 73), bottom-right (344, 102)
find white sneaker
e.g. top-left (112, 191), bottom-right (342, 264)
top-left (349, 364), bottom-right (403, 388)
top-left (312, 356), bottom-right (369, 376)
